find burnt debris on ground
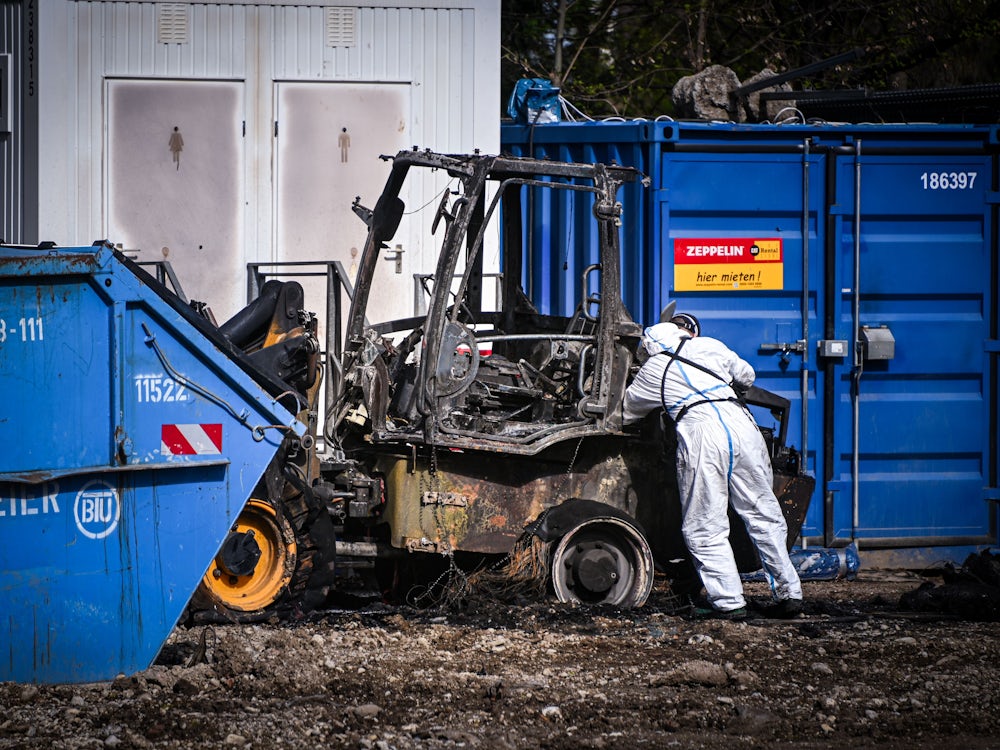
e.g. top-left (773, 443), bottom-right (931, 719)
top-left (900, 550), bottom-right (1000, 621)
top-left (3, 572), bottom-right (1000, 750)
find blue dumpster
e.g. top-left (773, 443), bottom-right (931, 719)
top-left (0, 242), bottom-right (303, 684)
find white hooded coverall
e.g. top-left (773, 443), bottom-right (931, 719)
top-left (623, 322), bottom-right (802, 611)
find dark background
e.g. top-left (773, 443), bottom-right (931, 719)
top-left (500, 0), bottom-right (1000, 121)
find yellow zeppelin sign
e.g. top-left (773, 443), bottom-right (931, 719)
top-left (673, 238), bottom-right (784, 291)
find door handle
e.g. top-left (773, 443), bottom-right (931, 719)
top-left (760, 340), bottom-right (805, 366)
top-left (760, 341), bottom-right (805, 354)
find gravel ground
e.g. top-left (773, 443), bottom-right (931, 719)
top-left (2, 569), bottom-right (1000, 750)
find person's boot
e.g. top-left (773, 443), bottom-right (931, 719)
top-left (689, 604), bottom-right (748, 621)
top-left (757, 598), bottom-right (803, 619)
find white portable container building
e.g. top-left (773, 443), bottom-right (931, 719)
top-left (2, 0), bottom-right (501, 322)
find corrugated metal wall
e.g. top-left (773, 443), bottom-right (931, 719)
top-left (1, 1), bottom-right (25, 243)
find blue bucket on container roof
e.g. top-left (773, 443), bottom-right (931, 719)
top-left (0, 243), bottom-right (303, 684)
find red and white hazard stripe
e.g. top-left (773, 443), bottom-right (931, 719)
top-left (161, 424), bottom-right (223, 455)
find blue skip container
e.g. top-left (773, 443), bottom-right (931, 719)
top-left (0, 243), bottom-right (303, 684)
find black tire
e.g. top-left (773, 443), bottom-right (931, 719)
top-left (187, 477), bottom-right (337, 623)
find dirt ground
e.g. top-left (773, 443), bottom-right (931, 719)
top-left (3, 568), bottom-right (1000, 750)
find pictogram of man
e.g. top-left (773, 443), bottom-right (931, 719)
top-left (169, 126), bottom-right (184, 170)
top-left (338, 127), bottom-right (350, 163)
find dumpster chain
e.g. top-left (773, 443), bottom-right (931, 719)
top-left (142, 322), bottom-right (295, 441)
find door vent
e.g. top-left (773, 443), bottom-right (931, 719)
top-left (157, 4), bottom-right (190, 45)
top-left (325, 7), bottom-right (357, 48)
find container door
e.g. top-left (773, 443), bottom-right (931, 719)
top-left (273, 82), bottom-right (411, 331)
top-left (106, 79), bottom-right (245, 320)
top-left (826, 150), bottom-right (995, 548)
top-left (657, 146), bottom-right (825, 480)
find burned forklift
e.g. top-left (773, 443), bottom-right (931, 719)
top-left (194, 149), bottom-right (814, 619)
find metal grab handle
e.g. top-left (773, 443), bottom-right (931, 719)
top-left (579, 264), bottom-right (601, 322)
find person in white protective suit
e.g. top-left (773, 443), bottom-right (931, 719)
top-left (623, 313), bottom-right (803, 620)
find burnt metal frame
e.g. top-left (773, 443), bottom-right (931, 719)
top-left (339, 150), bottom-right (643, 454)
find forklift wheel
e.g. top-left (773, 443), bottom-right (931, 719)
top-left (550, 516), bottom-right (653, 607)
top-left (197, 499), bottom-right (298, 613)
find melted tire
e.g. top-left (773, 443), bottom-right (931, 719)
top-left (550, 516), bottom-right (654, 608)
top-left (280, 489), bottom-right (338, 614)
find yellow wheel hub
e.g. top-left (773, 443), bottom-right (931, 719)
top-left (199, 499), bottom-right (298, 612)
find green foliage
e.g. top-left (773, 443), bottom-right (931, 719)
top-left (501, 0), bottom-right (1000, 119)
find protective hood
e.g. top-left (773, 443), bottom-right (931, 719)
top-left (640, 321), bottom-right (691, 356)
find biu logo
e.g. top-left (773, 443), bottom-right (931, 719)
top-left (74, 481), bottom-right (121, 540)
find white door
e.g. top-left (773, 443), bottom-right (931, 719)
top-left (274, 82), bottom-right (412, 331)
top-left (106, 79), bottom-right (245, 321)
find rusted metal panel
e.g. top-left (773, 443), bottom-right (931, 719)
top-left (375, 433), bottom-right (685, 561)
top-left (375, 428), bottom-right (810, 574)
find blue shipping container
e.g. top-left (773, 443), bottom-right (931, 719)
top-left (502, 120), bottom-right (998, 562)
